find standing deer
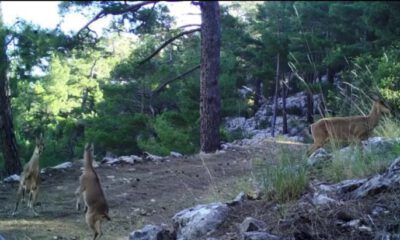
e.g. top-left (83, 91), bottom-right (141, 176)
top-left (75, 143), bottom-right (110, 240)
top-left (307, 97), bottom-right (391, 156)
top-left (12, 135), bottom-right (44, 216)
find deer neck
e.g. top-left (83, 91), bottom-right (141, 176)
top-left (29, 147), bottom-right (40, 169)
top-left (84, 151), bottom-right (94, 171)
top-left (368, 103), bottom-right (381, 129)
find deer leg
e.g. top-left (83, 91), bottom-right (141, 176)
top-left (93, 219), bottom-right (103, 240)
top-left (75, 185), bottom-right (84, 211)
top-left (307, 143), bottom-right (322, 157)
top-left (12, 185), bottom-right (24, 216)
top-left (30, 186), bottom-right (39, 216)
top-left (86, 213), bottom-right (99, 240)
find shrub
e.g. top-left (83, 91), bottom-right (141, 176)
top-left (253, 146), bottom-right (308, 202)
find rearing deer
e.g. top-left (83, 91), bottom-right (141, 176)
top-left (12, 135), bottom-right (44, 216)
top-left (75, 143), bottom-right (110, 240)
top-left (307, 97), bottom-right (391, 156)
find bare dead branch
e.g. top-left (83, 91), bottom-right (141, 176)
top-left (153, 64), bottom-right (200, 95)
top-left (177, 24), bottom-right (201, 29)
top-left (5, 36), bottom-right (16, 47)
top-left (139, 28), bottom-right (200, 65)
top-left (88, 59), bottom-right (99, 79)
top-left (75, 1), bottom-right (158, 37)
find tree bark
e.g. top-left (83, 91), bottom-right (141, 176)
top-left (0, 3), bottom-right (22, 175)
top-left (199, 2), bottom-right (221, 153)
top-left (254, 78), bottom-right (262, 113)
top-left (282, 72), bottom-right (288, 135)
top-left (306, 73), bottom-right (314, 124)
top-left (271, 53), bottom-right (280, 137)
top-left (327, 67), bottom-right (334, 85)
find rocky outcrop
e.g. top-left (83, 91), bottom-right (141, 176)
top-left (307, 156), bottom-right (400, 205)
top-left (307, 137), bottom-right (400, 166)
top-left (224, 91), bottom-right (322, 143)
top-left (129, 224), bottom-right (175, 240)
top-left (240, 217), bottom-right (282, 240)
top-left (172, 202), bottom-right (230, 240)
top-left (350, 157), bottom-right (400, 199)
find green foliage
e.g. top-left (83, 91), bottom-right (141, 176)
top-left (332, 43), bottom-right (400, 116)
top-left (138, 111), bottom-right (198, 156)
top-left (86, 113), bottom-right (151, 156)
top-left (4, 1), bottom-right (400, 173)
top-left (374, 117), bottom-right (400, 139)
top-left (221, 128), bottom-right (251, 143)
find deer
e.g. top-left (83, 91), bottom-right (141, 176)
top-left (12, 135), bottom-right (44, 216)
top-left (75, 143), bottom-right (110, 240)
top-left (306, 96), bottom-right (391, 157)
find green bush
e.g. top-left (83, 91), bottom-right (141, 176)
top-left (253, 147), bottom-right (309, 202)
top-left (86, 113), bottom-right (151, 156)
top-left (138, 111), bottom-right (198, 156)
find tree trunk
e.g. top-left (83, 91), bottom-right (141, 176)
top-left (199, 2), bottom-right (221, 153)
top-left (282, 72), bottom-right (288, 135)
top-left (271, 53), bottom-right (280, 137)
top-left (254, 78), bottom-right (262, 113)
top-left (306, 73), bottom-right (314, 124)
top-left (327, 67), bottom-right (334, 85)
top-left (0, 3), bottom-right (22, 175)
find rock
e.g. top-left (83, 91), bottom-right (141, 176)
top-left (221, 142), bottom-right (237, 150)
top-left (224, 117), bottom-right (247, 132)
top-left (240, 217), bottom-right (267, 233)
top-left (338, 137), bottom-right (400, 161)
top-left (311, 193), bottom-right (337, 205)
top-left (129, 224), bottom-right (174, 240)
top-left (170, 151), bottom-right (183, 157)
top-left (51, 161), bottom-right (73, 169)
top-left (227, 192), bottom-right (246, 207)
top-left (317, 179), bottom-right (367, 194)
top-left (375, 233), bottom-right (400, 240)
top-left (223, 91), bottom-right (317, 144)
top-left (336, 219), bottom-right (372, 234)
top-left (363, 137), bottom-right (400, 155)
top-left (339, 219), bottom-right (361, 229)
top-left (144, 152), bottom-right (165, 161)
top-left (3, 174), bottom-right (20, 183)
top-left (101, 155), bottom-right (142, 165)
top-left (242, 231), bottom-right (281, 240)
top-left (358, 225), bottom-right (372, 233)
top-left (372, 206), bottom-right (390, 216)
top-left (172, 202), bottom-right (230, 240)
top-left (247, 189), bottom-right (263, 200)
top-left (307, 148), bottom-right (331, 166)
top-left (350, 157), bottom-right (400, 198)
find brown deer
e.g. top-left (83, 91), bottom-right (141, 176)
top-left (75, 143), bottom-right (110, 240)
top-left (307, 97), bottom-right (391, 156)
top-left (12, 135), bottom-right (44, 216)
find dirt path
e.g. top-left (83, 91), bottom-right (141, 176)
top-left (0, 140), bottom-right (307, 240)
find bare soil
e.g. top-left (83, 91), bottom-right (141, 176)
top-left (3, 139), bottom-right (396, 240)
top-left (0, 140), bottom-right (307, 240)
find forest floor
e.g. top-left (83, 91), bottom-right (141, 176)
top-left (0, 139), bottom-right (307, 240)
top-left (2, 139), bottom-right (399, 240)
